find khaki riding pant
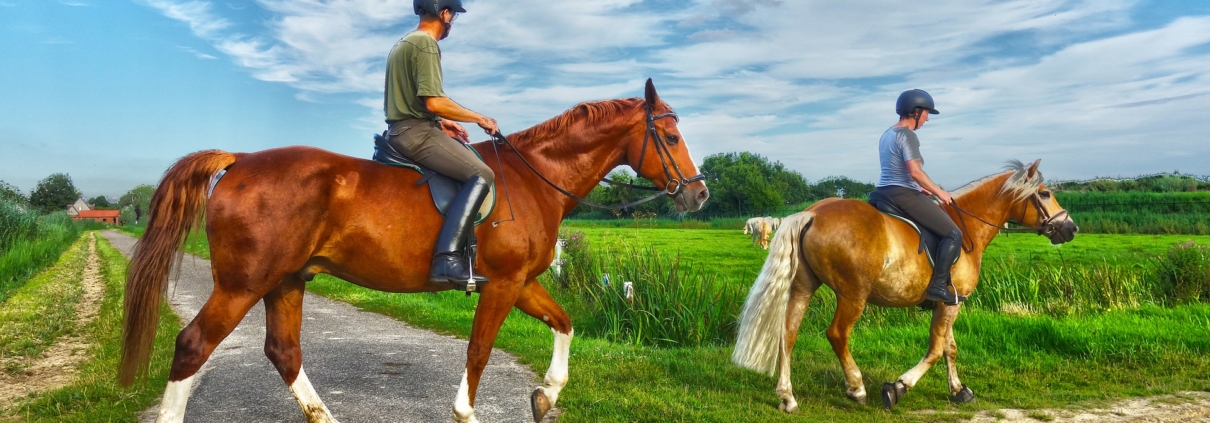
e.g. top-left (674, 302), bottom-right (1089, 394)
top-left (387, 119), bottom-right (494, 185)
top-left (876, 185), bottom-right (961, 238)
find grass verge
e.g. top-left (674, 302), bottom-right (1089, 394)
top-left (2, 233), bottom-right (181, 422)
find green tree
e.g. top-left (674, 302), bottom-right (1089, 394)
top-left (29, 173), bottom-right (80, 214)
top-left (810, 176), bottom-right (875, 200)
top-left (88, 195), bottom-right (113, 209)
top-left (119, 184), bottom-right (156, 224)
top-left (699, 152), bottom-right (792, 217)
top-left (0, 181), bottom-right (26, 206)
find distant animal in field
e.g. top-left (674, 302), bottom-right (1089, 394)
top-left (756, 219), bottom-right (773, 250)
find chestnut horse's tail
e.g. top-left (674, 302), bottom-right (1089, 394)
top-left (119, 150), bottom-right (238, 386)
top-left (732, 211), bottom-right (815, 376)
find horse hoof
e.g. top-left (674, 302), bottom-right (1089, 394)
top-left (950, 385), bottom-right (975, 404)
top-left (530, 388), bottom-right (552, 422)
top-left (778, 399), bottom-right (799, 413)
top-left (848, 393), bottom-right (867, 405)
top-left (880, 381), bottom-right (907, 410)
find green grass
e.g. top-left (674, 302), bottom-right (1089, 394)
top-left (0, 234), bottom-right (91, 368)
top-left (0, 211), bottom-right (85, 304)
top-left (3, 233), bottom-right (181, 422)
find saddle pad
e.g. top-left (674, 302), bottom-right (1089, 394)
top-left (373, 134), bottom-right (496, 225)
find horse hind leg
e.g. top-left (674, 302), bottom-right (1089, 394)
top-left (883, 303), bottom-right (962, 410)
top-left (826, 296), bottom-right (869, 404)
top-left (776, 268), bottom-right (822, 413)
top-left (157, 286), bottom-right (264, 422)
top-left (264, 274), bottom-right (340, 423)
top-left (514, 281), bottom-right (572, 422)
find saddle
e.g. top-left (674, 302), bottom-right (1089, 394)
top-left (372, 134), bottom-right (496, 226)
top-left (867, 190), bottom-right (943, 269)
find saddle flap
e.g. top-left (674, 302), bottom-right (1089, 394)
top-left (867, 190), bottom-right (942, 267)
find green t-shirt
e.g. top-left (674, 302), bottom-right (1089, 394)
top-left (384, 31), bottom-right (445, 122)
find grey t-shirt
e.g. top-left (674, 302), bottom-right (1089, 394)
top-left (877, 126), bottom-right (923, 190)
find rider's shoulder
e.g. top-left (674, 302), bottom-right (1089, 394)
top-left (400, 31), bottom-right (440, 53)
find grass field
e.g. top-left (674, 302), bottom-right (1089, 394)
top-left (112, 222), bottom-right (1210, 422)
top-left (0, 233), bottom-right (180, 422)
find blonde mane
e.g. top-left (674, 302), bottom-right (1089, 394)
top-left (951, 160), bottom-right (1043, 202)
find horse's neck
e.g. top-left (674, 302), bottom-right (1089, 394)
top-left (504, 118), bottom-right (635, 217)
top-left (952, 174), bottom-right (1016, 254)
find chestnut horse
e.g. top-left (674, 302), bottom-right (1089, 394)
top-left (119, 79), bottom-right (709, 423)
top-left (732, 160), bottom-right (1076, 413)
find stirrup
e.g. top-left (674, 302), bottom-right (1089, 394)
top-left (925, 280), bottom-right (966, 306)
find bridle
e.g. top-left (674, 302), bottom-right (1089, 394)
top-left (948, 190), bottom-right (1070, 252)
top-left (488, 103), bottom-right (705, 221)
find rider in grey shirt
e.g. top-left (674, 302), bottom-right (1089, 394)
top-left (874, 89), bottom-right (964, 305)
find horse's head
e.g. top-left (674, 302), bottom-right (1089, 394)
top-left (1007, 159), bottom-right (1078, 244)
top-left (626, 79), bottom-right (710, 213)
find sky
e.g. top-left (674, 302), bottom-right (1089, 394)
top-left (2, 0), bottom-right (1209, 200)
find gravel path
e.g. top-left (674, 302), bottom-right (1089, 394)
top-left (101, 231), bottom-right (543, 423)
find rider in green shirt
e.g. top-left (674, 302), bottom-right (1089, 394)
top-left (384, 0), bottom-right (499, 289)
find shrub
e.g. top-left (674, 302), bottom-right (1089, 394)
top-left (1152, 241), bottom-right (1210, 305)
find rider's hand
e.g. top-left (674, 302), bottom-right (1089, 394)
top-left (440, 120), bottom-right (470, 143)
top-left (936, 190), bottom-right (954, 205)
top-left (476, 116), bottom-right (499, 136)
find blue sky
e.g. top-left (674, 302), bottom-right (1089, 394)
top-left (2, 0), bottom-right (1209, 199)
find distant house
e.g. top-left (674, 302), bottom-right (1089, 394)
top-left (74, 209), bottom-right (121, 225)
top-left (66, 196), bottom-right (90, 216)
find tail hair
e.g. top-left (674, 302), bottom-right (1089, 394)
top-left (732, 211), bottom-right (814, 375)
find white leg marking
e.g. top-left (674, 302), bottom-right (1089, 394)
top-left (289, 367), bottom-right (340, 423)
top-left (156, 375), bottom-right (195, 423)
top-left (899, 358), bottom-right (932, 387)
top-left (539, 329), bottom-right (574, 405)
top-left (452, 371), bottom-right (478, 423)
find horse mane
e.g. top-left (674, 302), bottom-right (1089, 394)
top-left (508, 98), bottom-right (646, 148)
top-left (952, 160), bottom-right (1044, 202)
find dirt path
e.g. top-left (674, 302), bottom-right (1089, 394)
top-left (0, 233), bottom-right (106, 407)
top-left (960, 391), bottom-right (1210, 422)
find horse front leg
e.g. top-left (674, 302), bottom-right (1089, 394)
top-left (944, 319), bottom-right (976, 404)
top-left (453, 280), bottom-right (523, 423)
top-left (882, 303), bottom-right (961, 410)
top-left (514, 281), bottom-right (572, 422)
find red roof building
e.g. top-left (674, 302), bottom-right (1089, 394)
top-left (74, 209), bottom-right (121, 225)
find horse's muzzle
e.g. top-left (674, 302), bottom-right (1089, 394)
top-left (674, 183), bottom-right (710, 213)
top-left (1044, 217), bottom-right (1078, 244)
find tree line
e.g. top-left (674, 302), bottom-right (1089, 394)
top-left (569, 152), bottom-right (875, 219)
top-left (0, 174), bottom-right (154, 224)
top-left (1052, 172), bottom-right (1210, 193)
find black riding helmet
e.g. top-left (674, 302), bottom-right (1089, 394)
top-left (896, 89), bottom-right (940, 117)
top-left (414, 0), bottom-right (465, 17)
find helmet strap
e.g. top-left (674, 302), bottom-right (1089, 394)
top-left (912, 109), bottom-right (923, 130)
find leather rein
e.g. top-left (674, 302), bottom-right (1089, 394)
top-left (488, 105), bottom-right (705, 216)
top-left (948, 192), bottom-right (1069, 252)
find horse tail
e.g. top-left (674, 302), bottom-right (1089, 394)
top-left (732, 211), bottom-right (815, 376)
top-left (119, 150), bottom-right (238, 386)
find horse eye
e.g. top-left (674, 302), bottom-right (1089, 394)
top-left (1040, 191), bottom-right (1051, 199)
top-left (666, 134), bottom-right (680, 144)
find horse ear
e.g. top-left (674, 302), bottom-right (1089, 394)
top-left (1027, 159), bottom-right (1042, 179)
top-left (644, 78), bottom-right (658, 107)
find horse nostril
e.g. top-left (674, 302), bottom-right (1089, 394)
top-left (698, 189), bottom-right (710, 200)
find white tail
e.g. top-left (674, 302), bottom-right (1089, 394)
top-left (732, 211), bottom-right (815, 376)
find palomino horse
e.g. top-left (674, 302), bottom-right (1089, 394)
top-left (119, 79), bottom-right (709, 423)
top-left (732, 160), bottom-right (1076, 412)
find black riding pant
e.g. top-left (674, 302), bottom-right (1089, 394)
top-left (876, 185), bottom-right (962, 241)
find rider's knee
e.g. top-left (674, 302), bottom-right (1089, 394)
top-left (474, 167), bottom-right (495, 186)
top-left (945, 229), bottom-right (963, 243)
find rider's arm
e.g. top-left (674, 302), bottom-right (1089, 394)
top-left (423, 96), bottom-right (499, 134)
top-left (906, 159), bottom-right (952, 203)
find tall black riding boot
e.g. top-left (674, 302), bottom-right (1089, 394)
top-left (429, 175), bottom-right (491, 290)
top-left (924, 232), bottom-right (965, 305)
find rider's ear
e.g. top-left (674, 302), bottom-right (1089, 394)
top-left (1026, 159), bottom-right (1042, 179)
top-left (644, 78), bottom-right (659, 109)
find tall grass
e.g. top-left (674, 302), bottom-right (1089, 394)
top-left (1057, 191), bottom-right (1210, 234)
top-left (0, 198), bottom-right (96, 303)
top-left (545, 230), bottom-right (744, 347)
